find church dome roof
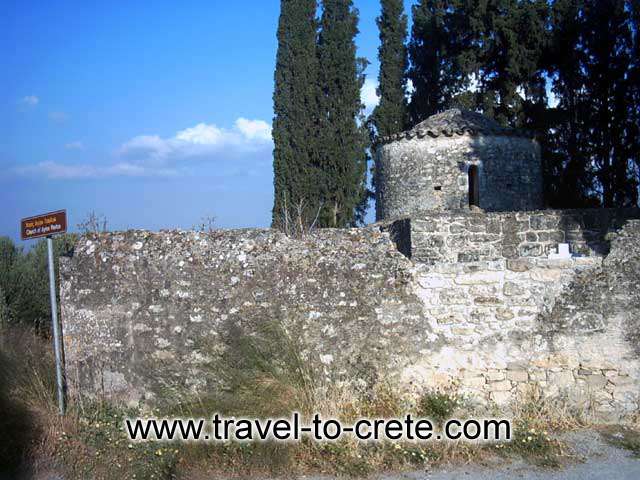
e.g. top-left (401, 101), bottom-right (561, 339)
top-left (377, 108), bottom-right (534, 145)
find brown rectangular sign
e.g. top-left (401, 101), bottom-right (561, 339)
top-left (21, 210), bottom-right (67, 240)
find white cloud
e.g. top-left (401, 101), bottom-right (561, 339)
top-left (235, 118), bottom-right (272, 141)
top-left (174, 123), bottom-right (227, 145)
top-left (13, 117), bottom-right (272, 180)
top-left (119, 118), bottom-right (272, 162)
top-left (21, 95), bottom-right (39, 107)
top-left (65, 141), bottom-right (84, 150)
top-left (361, 78), bottom-right (380, 114)
top-left (13, 161), bottom-right (177, 180)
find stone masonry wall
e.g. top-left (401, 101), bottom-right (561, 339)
top-left (375, 134), bottom-right (543, 220)
top-left (60, 228), bottom-right (429, 407)
top-left (403, 208), bottom-right (640, 264)
top-left (60, 219), bottom-right (640, 419)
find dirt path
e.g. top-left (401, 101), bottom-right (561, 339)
top-left (375, 430), bottom-right (640, 480)
top-left (294, 430), bottom-right (639, 480)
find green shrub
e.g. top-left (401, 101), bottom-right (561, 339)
top-left (0, 234), bottom-right (76, 332)
top-left (499, 419), bottom-right (561, 467)
top-left (416, 389), bottom-right (462, 423)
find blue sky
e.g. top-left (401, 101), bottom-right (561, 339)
top-left (2, 1), bottom-right (416, 243)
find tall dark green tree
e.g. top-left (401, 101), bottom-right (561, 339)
top-left (546, 0), bottom-right (638, 207)
top-left (407, 0), bottom-right (465, 123)
top-left (467, 0), bottom-right (548, 126)
top-left (582, 0), bottom-right (638, 206)
top-left (316, 0), bottom-right (368, 227)
top-left (543, 0), bottom-right (592, 206)
top-left (407, 1), bottom-right (549, 127)
top-left (371, 0), bottom-right (408, 137)
top-left (272, 0), bottom-right (321, 228)
top-left (630, 0), bottom-right (640, 197)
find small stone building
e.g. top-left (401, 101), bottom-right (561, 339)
top-left (375, 108), bottom-right (543, 221)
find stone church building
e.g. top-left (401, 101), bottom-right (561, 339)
top-left (375, 108), bottom-right (544, 220)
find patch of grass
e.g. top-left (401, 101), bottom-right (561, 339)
top-left (53, 403), bottom-right (179, 480)
top-left (0, 326), bottom-right (52, 475)
top-left (494, 389), bottom-right (585, 468)
top-left (498, 418), bottom-right (563, 467)
top-left (0, 325), bottom-right (177, 480)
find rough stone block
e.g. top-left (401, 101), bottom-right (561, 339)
top-left (496, 307), bottom-right (515, 321)
top-left (548, 371), bottom-right (574, 389)
top-left (507, 258), bottom-right (531, 272)
top-left (474, 296), bottom-right (503, 305)
top-left (503, 282), bottom-right (525, 296)
top-left (585, 374), bottom-right (607, 390)
top-left (489, 380), bottom-right (512, 392)
top-left (519, 243), bottom-right (543, 257)
top-left (507, 370), bottom-right (529, 382)
top-left (486, 370), bottom-right (506, 381)
top-left (530, 268), bottom-right (563, 282)
top-left (454, 271), bottom-right (504, 285)
top-left (490, 391), bottom-right (512, 405)
top-left (462, 376), bottom-right (486, 389)
top-left (417, 275), bottom-right (449, 289)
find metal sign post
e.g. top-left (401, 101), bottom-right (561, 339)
top-left (47, 236), bottom-right (65, 415)
top-left (21, 210), bottom-right (68, 415)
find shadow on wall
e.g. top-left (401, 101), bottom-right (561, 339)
top-left (556, 208), bottom-right (640, 257)
top-left (383, 218), bottom-right (412, 258)
top-left (464, 133), bottom-right (640, 258)
top-left (464, 133), bottom-right (544, 213)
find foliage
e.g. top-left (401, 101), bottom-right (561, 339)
top-left (407, 0), bottom-right (468, 123)
top-left (272, 0), bottom-right (369, 229)
top-left (272, 0), bottom-right (323, 229)
top-left (416, 389), bottom-right (462, 424)
top-left (599, 425), bottom-right (640, 458)
top-left (545, 0), bottom-right (639, 208)
top-left (0, 234), bottom-right (76, 332)
top-left (316, 0), bottom-right (369, 227)
top-left (0, 345), bottom-right (35, 474)
top-left (194, 215), bottom-right (216, 233)
top-left (499, 419), bottom-right (562, 467)
top-left (370, 0), bottom-right (408, 138)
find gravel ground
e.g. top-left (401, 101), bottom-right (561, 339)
top-left (297, 430), bottom-right (639, 480)
top-left (376, 430), bottom-right (640, 480)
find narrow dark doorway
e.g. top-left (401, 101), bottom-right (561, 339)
top-left (468, 165), bottom-right (480, 207)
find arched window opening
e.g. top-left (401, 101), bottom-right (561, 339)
top-left (468, 165), bottom-right (480, 207)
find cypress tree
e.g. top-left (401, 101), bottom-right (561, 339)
top-left (545, 0), bottom-right (592, 207)
top-left (630, 0), bottom-right (640, 198)
top-left (475, 0), bottom-right (548, 127)
top-left (547, 0), bottom-right (638, 207)
top-left (272, 0), bottom-right (321, 228)
top-left (371, 0), bottom-right (408, 137)
top-left (407, 0), bottom-right (465, 124)
top-left (316, 0), bottom-right (368, 227)
top-left (580, 0), bottom-right (637, 206)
